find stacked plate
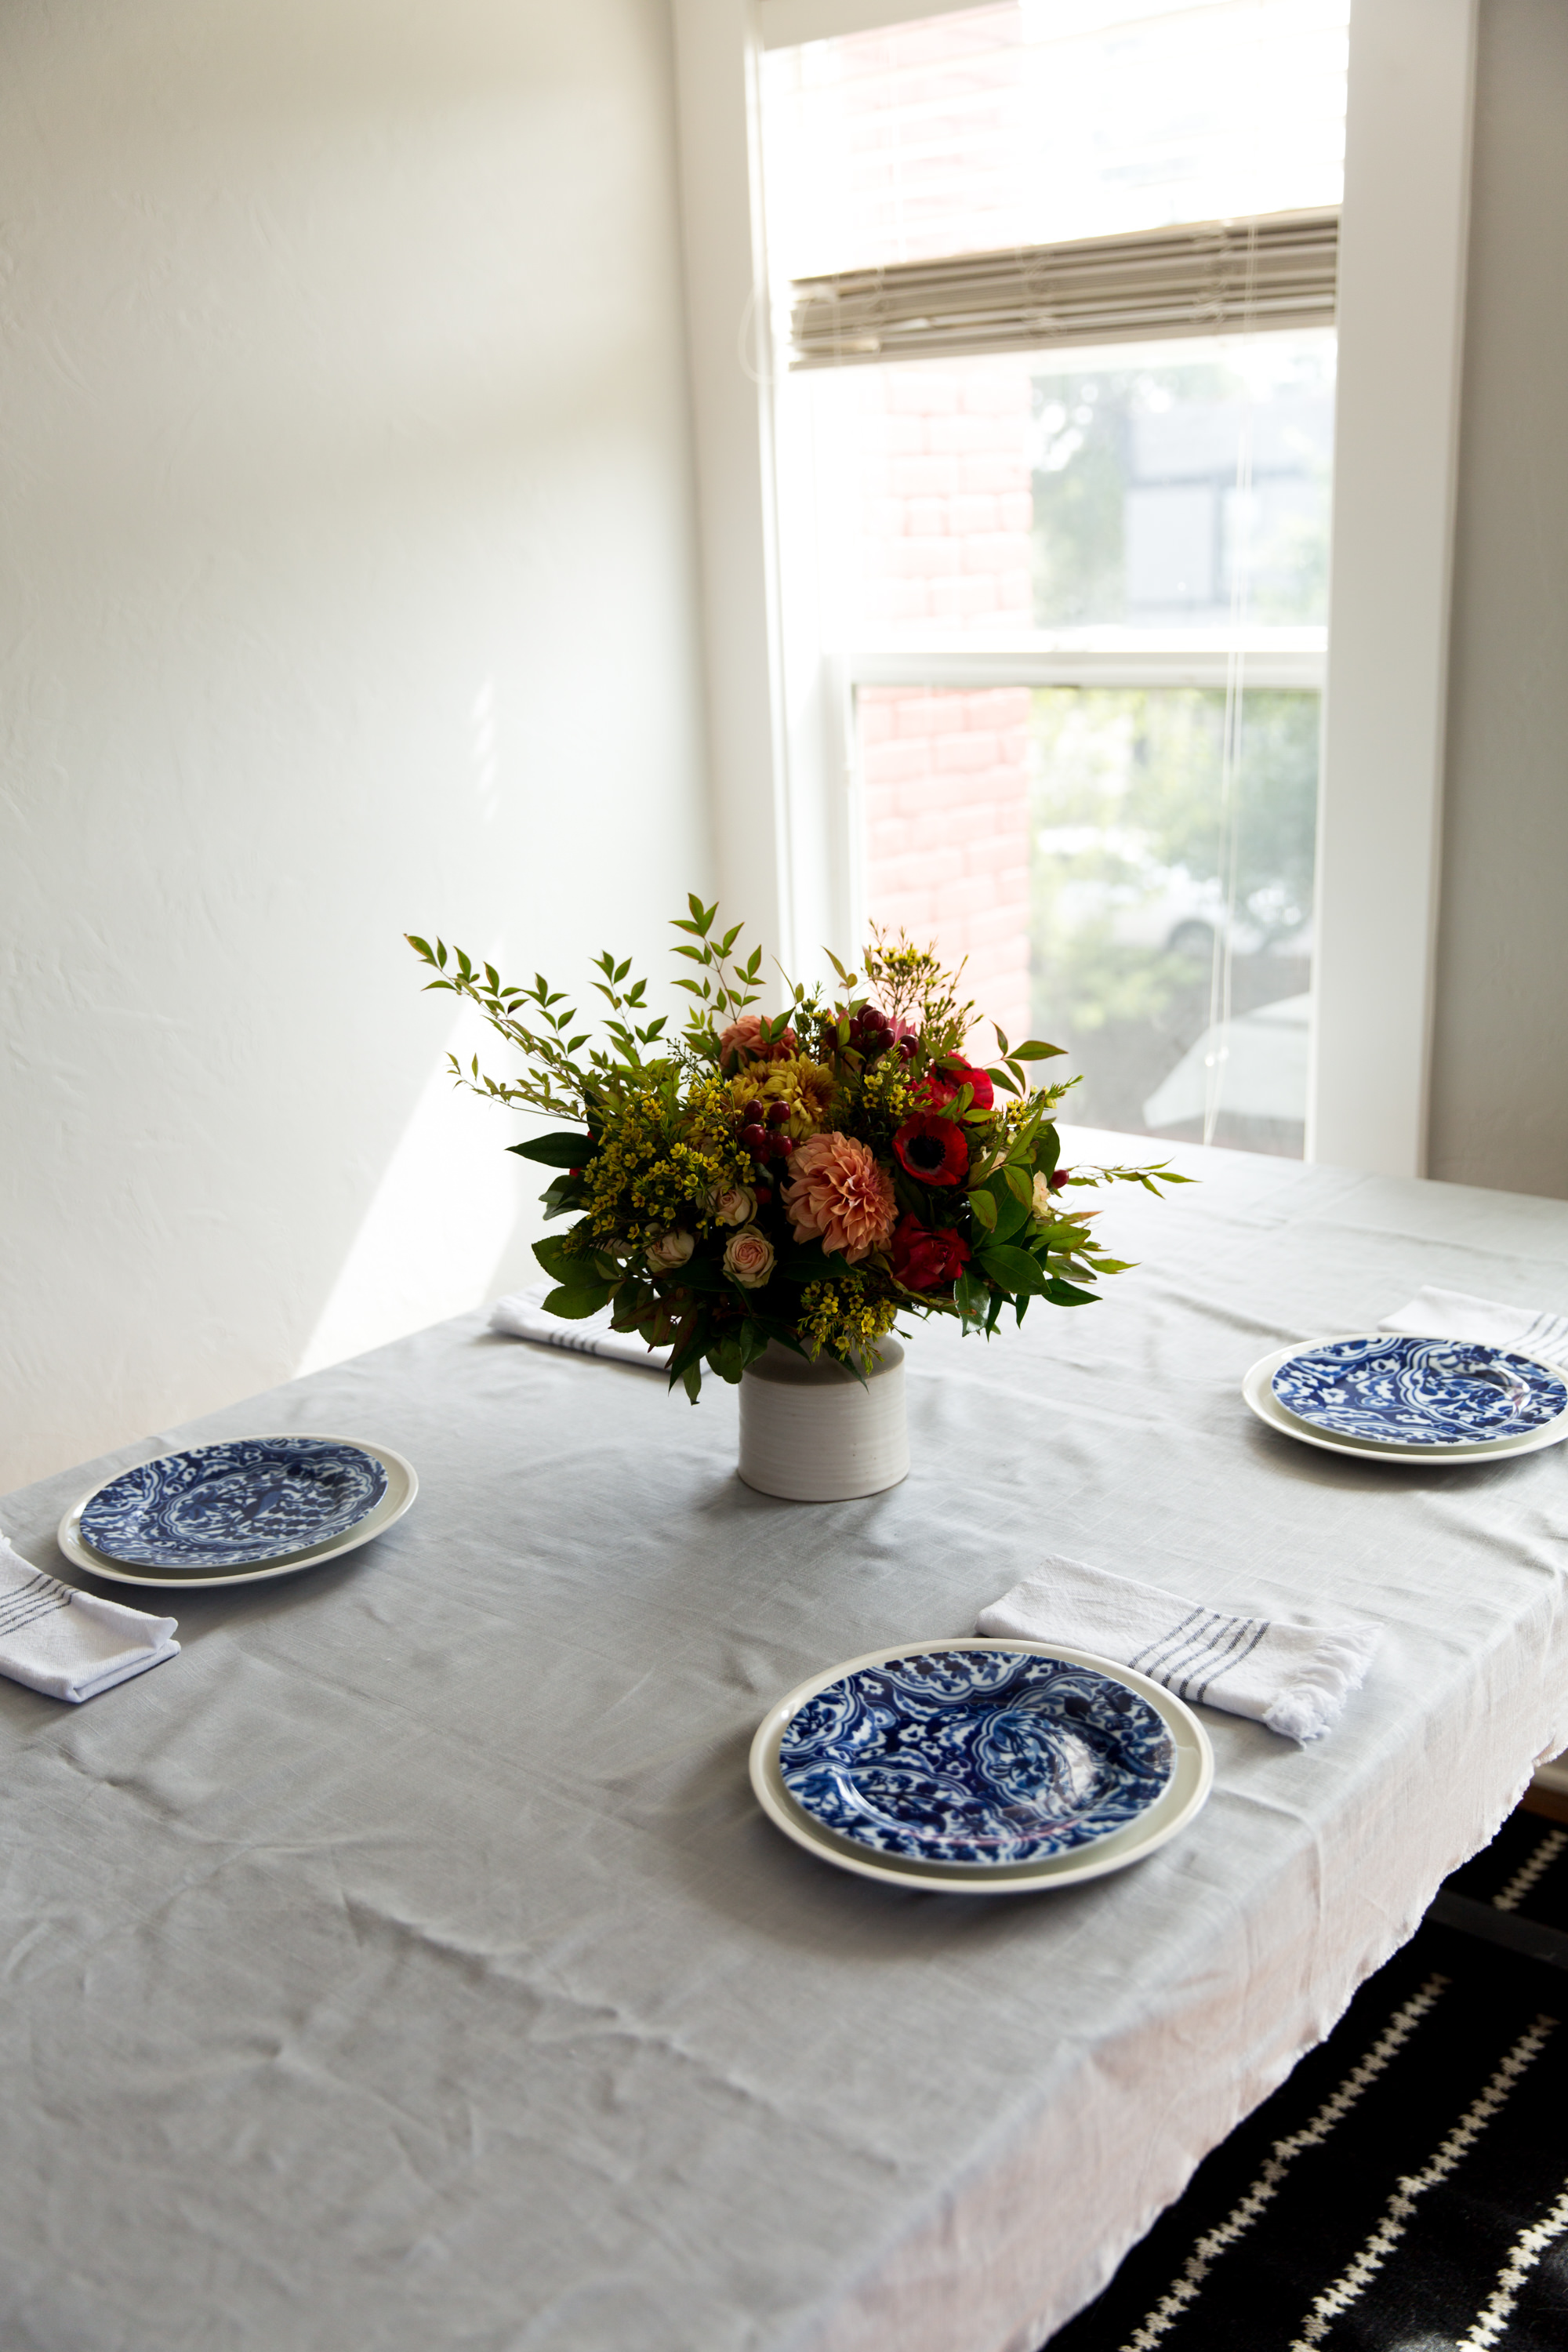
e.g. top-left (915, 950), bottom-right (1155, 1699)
top-left (750, 1639), bottom-right (1213, 1896)
top-left (57, 1433), bottom-right (417, 1588)
top-left (1243, 1334), bottom-right (1568, 1466)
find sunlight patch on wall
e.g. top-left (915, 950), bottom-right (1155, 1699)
top-left (296, 985), bottom-right (526, 1376)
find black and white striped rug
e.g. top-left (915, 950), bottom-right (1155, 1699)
top-left (1048, 1810), bottom-right (1568, 2350)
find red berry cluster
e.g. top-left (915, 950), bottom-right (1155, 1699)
top-left (737, 1099), bottom-right (793, 1160)
top-left (844, 1004), bottom-right (895, 1057)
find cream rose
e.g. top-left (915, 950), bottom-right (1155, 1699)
top-left (1031, 1173), bottom-right (1054, 1219)
top-left (723, 1224), bottom-right (775, 1288)
top-left (646, 1229), bottom-right (695, 1273)
top-left (709, 1182), bottom-right (757, 1228)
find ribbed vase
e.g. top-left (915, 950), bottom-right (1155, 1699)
top-left (737, 1338), bottom-right (908, 1501)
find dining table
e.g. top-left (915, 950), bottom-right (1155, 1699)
top-left (4, 1127), bottom-right (1568, 2352)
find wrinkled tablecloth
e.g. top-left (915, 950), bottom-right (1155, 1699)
top-left (3, 1131), bottom-right (1567, 2352)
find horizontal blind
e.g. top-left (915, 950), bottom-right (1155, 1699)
top-left (789, 208), bottom-right (1338, 368)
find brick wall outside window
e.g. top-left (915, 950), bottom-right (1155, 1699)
top-left (854, 365), bottom-right (1034, 1047)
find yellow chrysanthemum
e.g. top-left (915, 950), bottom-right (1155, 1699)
top-left (728, 1055), bottom-right (836, 1142)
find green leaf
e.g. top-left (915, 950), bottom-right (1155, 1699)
top-left (737, 1319), bottom-right (771, 1368)
top-left (985, 1178), bottom-right (1030, 1246)
top-left (968, 1186), bottom-right (997, 1232)
top-left (1003, 1163), bottom-right (1034, 1208)
top-left (953, 1269), bottom-right (989, 1324)
top-left (532, 1233), bottom-right (577, 1282)
top-left (542, 1283), bottom-right (612, 1320)
top-left (975, 1244), bottom-right (1050, 1295)
top-left (666, 1309), bottom-right (711, 1381)
top-left (1012, 1040), bottom-right (1067, 1062)
top-left (512, 1131), bottom-right (592, 1168)
top-left (670, 1256), bottom-right (727, 1291)
top-left (775, 1238), bottom-right (835, 1281)
top-left (1042, 1276), bottom-right (1099, 1306)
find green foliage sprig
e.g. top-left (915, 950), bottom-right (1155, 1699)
top-left (407, 898), bottom-right (1191, 1400)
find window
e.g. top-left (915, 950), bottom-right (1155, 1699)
top-left (758, 0), bottom-right (1348, 1154)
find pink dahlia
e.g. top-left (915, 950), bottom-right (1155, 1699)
top-left (782, 1132), bottom-right (897, 1262)
top-left (718, 1012), bottom-right (798, 1073)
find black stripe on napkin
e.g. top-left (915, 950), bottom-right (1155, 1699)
top-left (0, 1572), bottom-right (72, 1642)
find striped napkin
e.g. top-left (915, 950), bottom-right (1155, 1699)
top-left (1380, 1287), bottom-right (1568, 1367)
top-left (489, 1285), bottom-right (669, 1373)
top-left (0, 1531), bottom-right (179, 1704)
top-left (978, 1553), bottom-right (1381, 1742)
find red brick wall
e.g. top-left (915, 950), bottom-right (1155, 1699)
top-left (861, 682), bottom-right (1032, 1051)
top-left (852, 365), bottom-right (1034, 1045)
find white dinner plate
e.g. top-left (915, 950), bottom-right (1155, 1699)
top-left (57, 1434), bottom-right (418, 1588)
top-left (1242, 1341), bottom-right (1568, 1466)
top-left (750, 1637), bottom-right (1214, 1896)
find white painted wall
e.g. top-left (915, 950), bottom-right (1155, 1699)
top-left (0, 0), bottom-right (713, 1489)
top-left (1427, 0), bottom-right (1568, 1199)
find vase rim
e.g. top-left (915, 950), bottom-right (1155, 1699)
top-left (744, 1337), bottom-right (906, 1387)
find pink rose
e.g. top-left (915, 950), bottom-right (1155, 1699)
top-left (646, 1229), bottom-right (695, 1273)
top-left (723, 1224), bottom-right (775, 1288)
top-left (710, 1182), bottom-right (757, 1228)
top-left (782, 1132), bottom-right (897, 1263)
top-left (718, 1013), bottom-right (798, 1073)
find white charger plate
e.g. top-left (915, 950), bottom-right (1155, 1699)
top-left (57, 1434), bottom-right (418, 1588)
top-left (750, 1637), bottom-right (1214, 1896)
top-left (1243, 1340), bottom-right (1568, 1465)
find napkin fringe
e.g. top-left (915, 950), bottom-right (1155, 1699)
top-left (1262, 1624), bottom-right (1379, 1741)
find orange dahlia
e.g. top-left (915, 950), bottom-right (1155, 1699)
top-left (782, 1132), bottom-right (897, 1262)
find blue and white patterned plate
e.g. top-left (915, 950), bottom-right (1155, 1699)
top-left (777, 1647), bottom-right (1176, 1868)
top-left (79, 1437), bottom-right (388, 1569)
top-left (1270, 1336), bottom-right (1568, 1450)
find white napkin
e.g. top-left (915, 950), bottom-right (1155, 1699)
top-left (489, 1284), bottom-right (669, 1373)
top-left (978, 1553), bottom-right (1381, 1742)
top-left (1380, 1285), bottom-right (1568, 1367)
top-left (0, 1530), bottom-right (179, 1704)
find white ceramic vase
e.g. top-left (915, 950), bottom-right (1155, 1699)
top-left (737, 1338), bottom-right (908, 1501)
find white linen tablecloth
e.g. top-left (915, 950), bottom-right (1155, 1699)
top-left (3, 1131), bottom-right (1568, 2352)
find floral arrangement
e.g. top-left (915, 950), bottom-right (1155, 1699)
top-left (407, 900), bottom-right (1182, 1400)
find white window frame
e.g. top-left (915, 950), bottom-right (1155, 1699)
top-left (671, 0), bottom-right (1478, 1176)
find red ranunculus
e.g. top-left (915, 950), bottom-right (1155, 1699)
top-left (891, 1214), bottom-right (971, 1292)
top-left (892, 1112), bottom-right (970, 1187)
top-left (915, 1058), bottom-right (994, 1112)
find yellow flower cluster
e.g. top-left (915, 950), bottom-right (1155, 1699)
top-left (858, 1054), bottom-right (914, 1125)
top-left (797, 1277), bottom-right (900, 1363)
top-left (728, 1055), bottom-right (837, 1142)
top-left (580, 1080), bottom-right (747, 1247)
